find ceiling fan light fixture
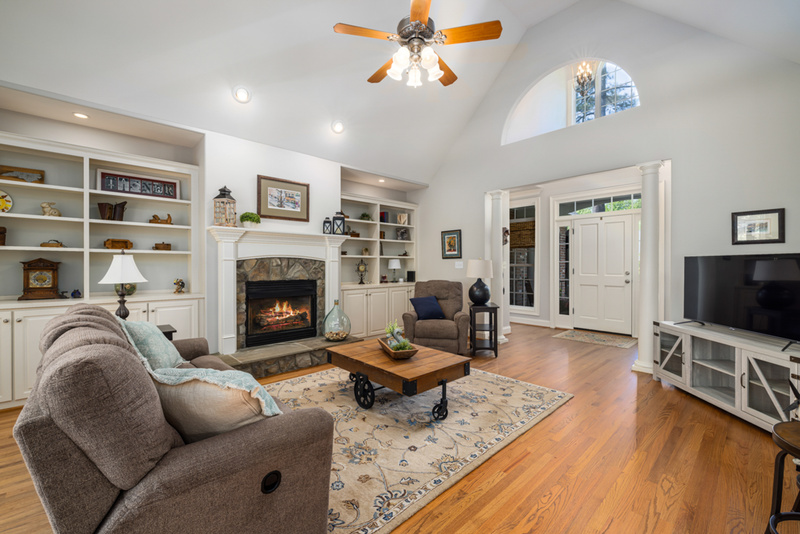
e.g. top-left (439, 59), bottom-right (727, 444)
top-left (387, 63), bottom-right (404, 81)
top-left (406, 66), bottom-right (422, 88)
top-left (393, 46), bottom-right (411, 68)
top-left (420, 46), bottom-right (438, 70)
top-left (427, 65), bottom-right (444, 82)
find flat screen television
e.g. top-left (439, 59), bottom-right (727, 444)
top-left (684, 254), bottom-right (800, 342)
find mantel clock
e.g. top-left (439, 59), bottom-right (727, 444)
top-left (19, 258), bottom-right (64, 300)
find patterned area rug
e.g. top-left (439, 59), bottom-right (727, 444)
top-left (265, 368), bottom-right (571, 534)
top-left (553, 329), bottom-right (638, 348)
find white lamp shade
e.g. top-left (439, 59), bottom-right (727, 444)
top-left (99, 253), bottom-right (148, 284)
top-left (387, 63), bottom-right (404, 81)
top-left (392, 46), bottom-right (410, 68)
top-left (427, 65), bottom-right (444, 82)
top-left (388, 259), bottom-right (402, 270)
top-left (420, 47), bottom-right (438, 70)
top-left (406, 66), bottom-right (422, 87)
top-left (467, 259), bottom-right (493, 279)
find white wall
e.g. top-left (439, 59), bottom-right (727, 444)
top-left (202, 131), bottom-right (342, 349)
top-left (410, 0), bottom-right (800, 325)
top-left (503, 66), bottom-right (569, 144)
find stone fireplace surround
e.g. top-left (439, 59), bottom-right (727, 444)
top-left (209, 228), bottom-right (347, 355)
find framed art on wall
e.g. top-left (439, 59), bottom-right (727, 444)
top-left (257, 175), bottom-right (309, 222)
top-left (732, 208), bottom-right (785, 244)
top-left (441, 229), bottom-right (462, 259)
top-left (97, 169), bottom-right (179, 199)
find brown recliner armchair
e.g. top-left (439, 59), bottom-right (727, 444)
top-left (13, 304), bottom-right (334, 534)
top-left (403, 280), bottom-right (470, 355)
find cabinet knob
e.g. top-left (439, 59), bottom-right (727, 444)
top-left (16, 318), bottom-right (23, 323)
top-left (2, 319), bottom-right (8, 323)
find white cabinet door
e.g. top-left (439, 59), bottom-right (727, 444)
top-left (147, 300), bottom-right (199, 340)
top-left (741, 349), bottom-right (792, 425)
top-left (388, 287), bottom-right (410, 325)
top-left (0, 311), bottom-right (12, 403)
top-left (13, 308), bottom-right (64, 400)
top-left (367, 288), bottom-right (389, 337)
top-left (407, 287), bottom-right (415, 312)
top-left (342, 290), bottom-right (368, 338)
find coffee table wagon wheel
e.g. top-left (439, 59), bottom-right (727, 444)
top-left (349, 373), bottom-right (357, 382)
top-left (432, 401), bottom-right (448, 421)
top-left (354, 373), bottom-right (375, 409)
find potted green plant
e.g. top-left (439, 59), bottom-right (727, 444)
top-left (240, 212), bottom-right (261, 228)
top-left (359, 212), bottom-right (373, 221)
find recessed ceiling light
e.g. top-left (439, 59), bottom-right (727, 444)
top-left (331, 120), bottom-right (345, 134)
top-left (379, 179), bottom-right (385, 183)
top-left (73, 112), bottom-right (89, 119)
top-left (232, 86), bottom-right (251, 103)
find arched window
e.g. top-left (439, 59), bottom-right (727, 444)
top-left (503, 60), bottom-right (640, 145)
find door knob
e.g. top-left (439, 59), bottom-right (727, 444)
top-left (625, 279), bottom-right (631, 284)
top-left (16, 318), bottom-right (23, 322)
top-left (2, 319), bottom-right (8, 323)
top-left (625, 271), bottom-right (630, 275)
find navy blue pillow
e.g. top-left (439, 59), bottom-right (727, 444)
top-left (410, 296), bottom-right (446, 320)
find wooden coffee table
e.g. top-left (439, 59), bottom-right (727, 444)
top-left (327, 339), bottom-right (471, 420)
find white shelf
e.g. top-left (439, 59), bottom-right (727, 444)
top-left (89, 219), bottom-right (191, 230)
top-left (693, 359), bottom-right (735, 376)
top-left (380, 239), bottom-right (414, 244)
top-left (343, 219), bottom-right (378, 225)
top-left (749, 377), bottom-right (790, 397)
top-left (90, 190), bottom-right (191, 205)
top-left (380, 222), bottom-right (414, 228)
top-left (343, 236), bottom-right (375, 242)
top-left (695, 386), bottom-right (735, 406)
top-left (0, 178), bottom-right (83, 193)
top-left (381, 255), bottom-right (414, 259)
top-left (0, 213), bottom-right (83, 223)
top-left (341, 255), bottom-right (376, 259)
top-left (89, 248), bottom-right (190, 255)
top-left (0, 246), bottom-right (83, 252)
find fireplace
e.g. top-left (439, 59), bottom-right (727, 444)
top-left (245, 280), bottom-right (317, 347)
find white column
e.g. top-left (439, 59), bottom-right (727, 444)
top-left (324, 236), bottom-right (346, 313)
top-left (489, 191), bottom-right (508, 343)
top-left (632, 161), bottom-right (663, 374)
top-left (208, 227), bottom-right (246, 355)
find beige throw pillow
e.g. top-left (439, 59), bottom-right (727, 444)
top-left (155, 380), bottom-right (268, 443)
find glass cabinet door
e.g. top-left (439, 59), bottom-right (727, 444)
top-left (742, 350), bottom-right (792, 424)
top-left (656, 329), bottom-right (685, 384)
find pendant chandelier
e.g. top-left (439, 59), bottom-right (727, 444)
top-left (386, 31), bottom-right (445, 87)
top-left (575, 60), bottom-right (594, 97)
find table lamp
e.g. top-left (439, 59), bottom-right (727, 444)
top-left (388, 259), bottom-right (401, 282)
top-left (99, 250), bottom-right (147, 319)
top-left (466, 259), bottom-right (493, 305)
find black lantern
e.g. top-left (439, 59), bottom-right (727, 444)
top-left (322, 217), bottom-right (332, 234)
top-left (213, 186), bottom-right (236, 227)
top-left (332, 211), bottom-right (345, 235)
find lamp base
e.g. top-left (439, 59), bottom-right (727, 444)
top-left (469, 278), bottom-right (490, 306)
top-left (115, 291), bottom-right (130, 320)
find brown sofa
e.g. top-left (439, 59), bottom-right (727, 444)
top-left (13, 304), bottom-right (334, 534)
top-left (403, 280), bottom-right (470, 355)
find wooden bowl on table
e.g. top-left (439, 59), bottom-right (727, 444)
top-left (377, 337), bottom-right (418, 360)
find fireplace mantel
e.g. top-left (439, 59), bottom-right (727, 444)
top-left (208, 227), bottom-right (347, 354)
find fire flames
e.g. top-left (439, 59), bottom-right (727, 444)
top-left (252, 299), bottom-right (310, 331)
top-left (273, 300), bottom-right (293, 316)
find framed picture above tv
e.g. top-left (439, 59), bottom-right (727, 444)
top-left (732, 208), bottom-right (785, 245)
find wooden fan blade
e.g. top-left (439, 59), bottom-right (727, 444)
top-left (410, 0), bottom-right (432, 25)
top-left (439, 20), bottom-right (503, 44)
top-left (437, 56), bottom-right (457, 86)
top-left (334, 23), bottom-right (397, 41)
top-left (368, 58), bottom-right (395, 83)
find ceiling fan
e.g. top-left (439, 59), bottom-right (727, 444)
top-left (334, 0), bottom-right (502, 87)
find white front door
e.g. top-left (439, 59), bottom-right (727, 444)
top-left (573, 214), bottom-right (633, 335)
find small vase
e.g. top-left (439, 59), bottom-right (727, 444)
top-left (323, 299), bottom-right (351, 342)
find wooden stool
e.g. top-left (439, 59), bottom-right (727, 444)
top-left (767, 421), bottom-right (800, 534)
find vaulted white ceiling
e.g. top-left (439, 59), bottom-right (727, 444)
top-left (0, 0), bottom-right (796, 182)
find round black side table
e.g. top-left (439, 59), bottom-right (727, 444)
top-left (767, 421), bottom-right (800, 534)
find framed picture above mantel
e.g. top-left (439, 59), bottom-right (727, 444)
top-left (257, 175), bottom-right (309, 222)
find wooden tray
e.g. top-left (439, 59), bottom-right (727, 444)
top-left (377, 337), bottom-right (418, 360)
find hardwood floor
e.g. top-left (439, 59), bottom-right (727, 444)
top-left (1, 324), bottom-right (797, 533)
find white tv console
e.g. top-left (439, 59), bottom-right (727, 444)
top-left (653, 321), bottom-right (800, 431)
